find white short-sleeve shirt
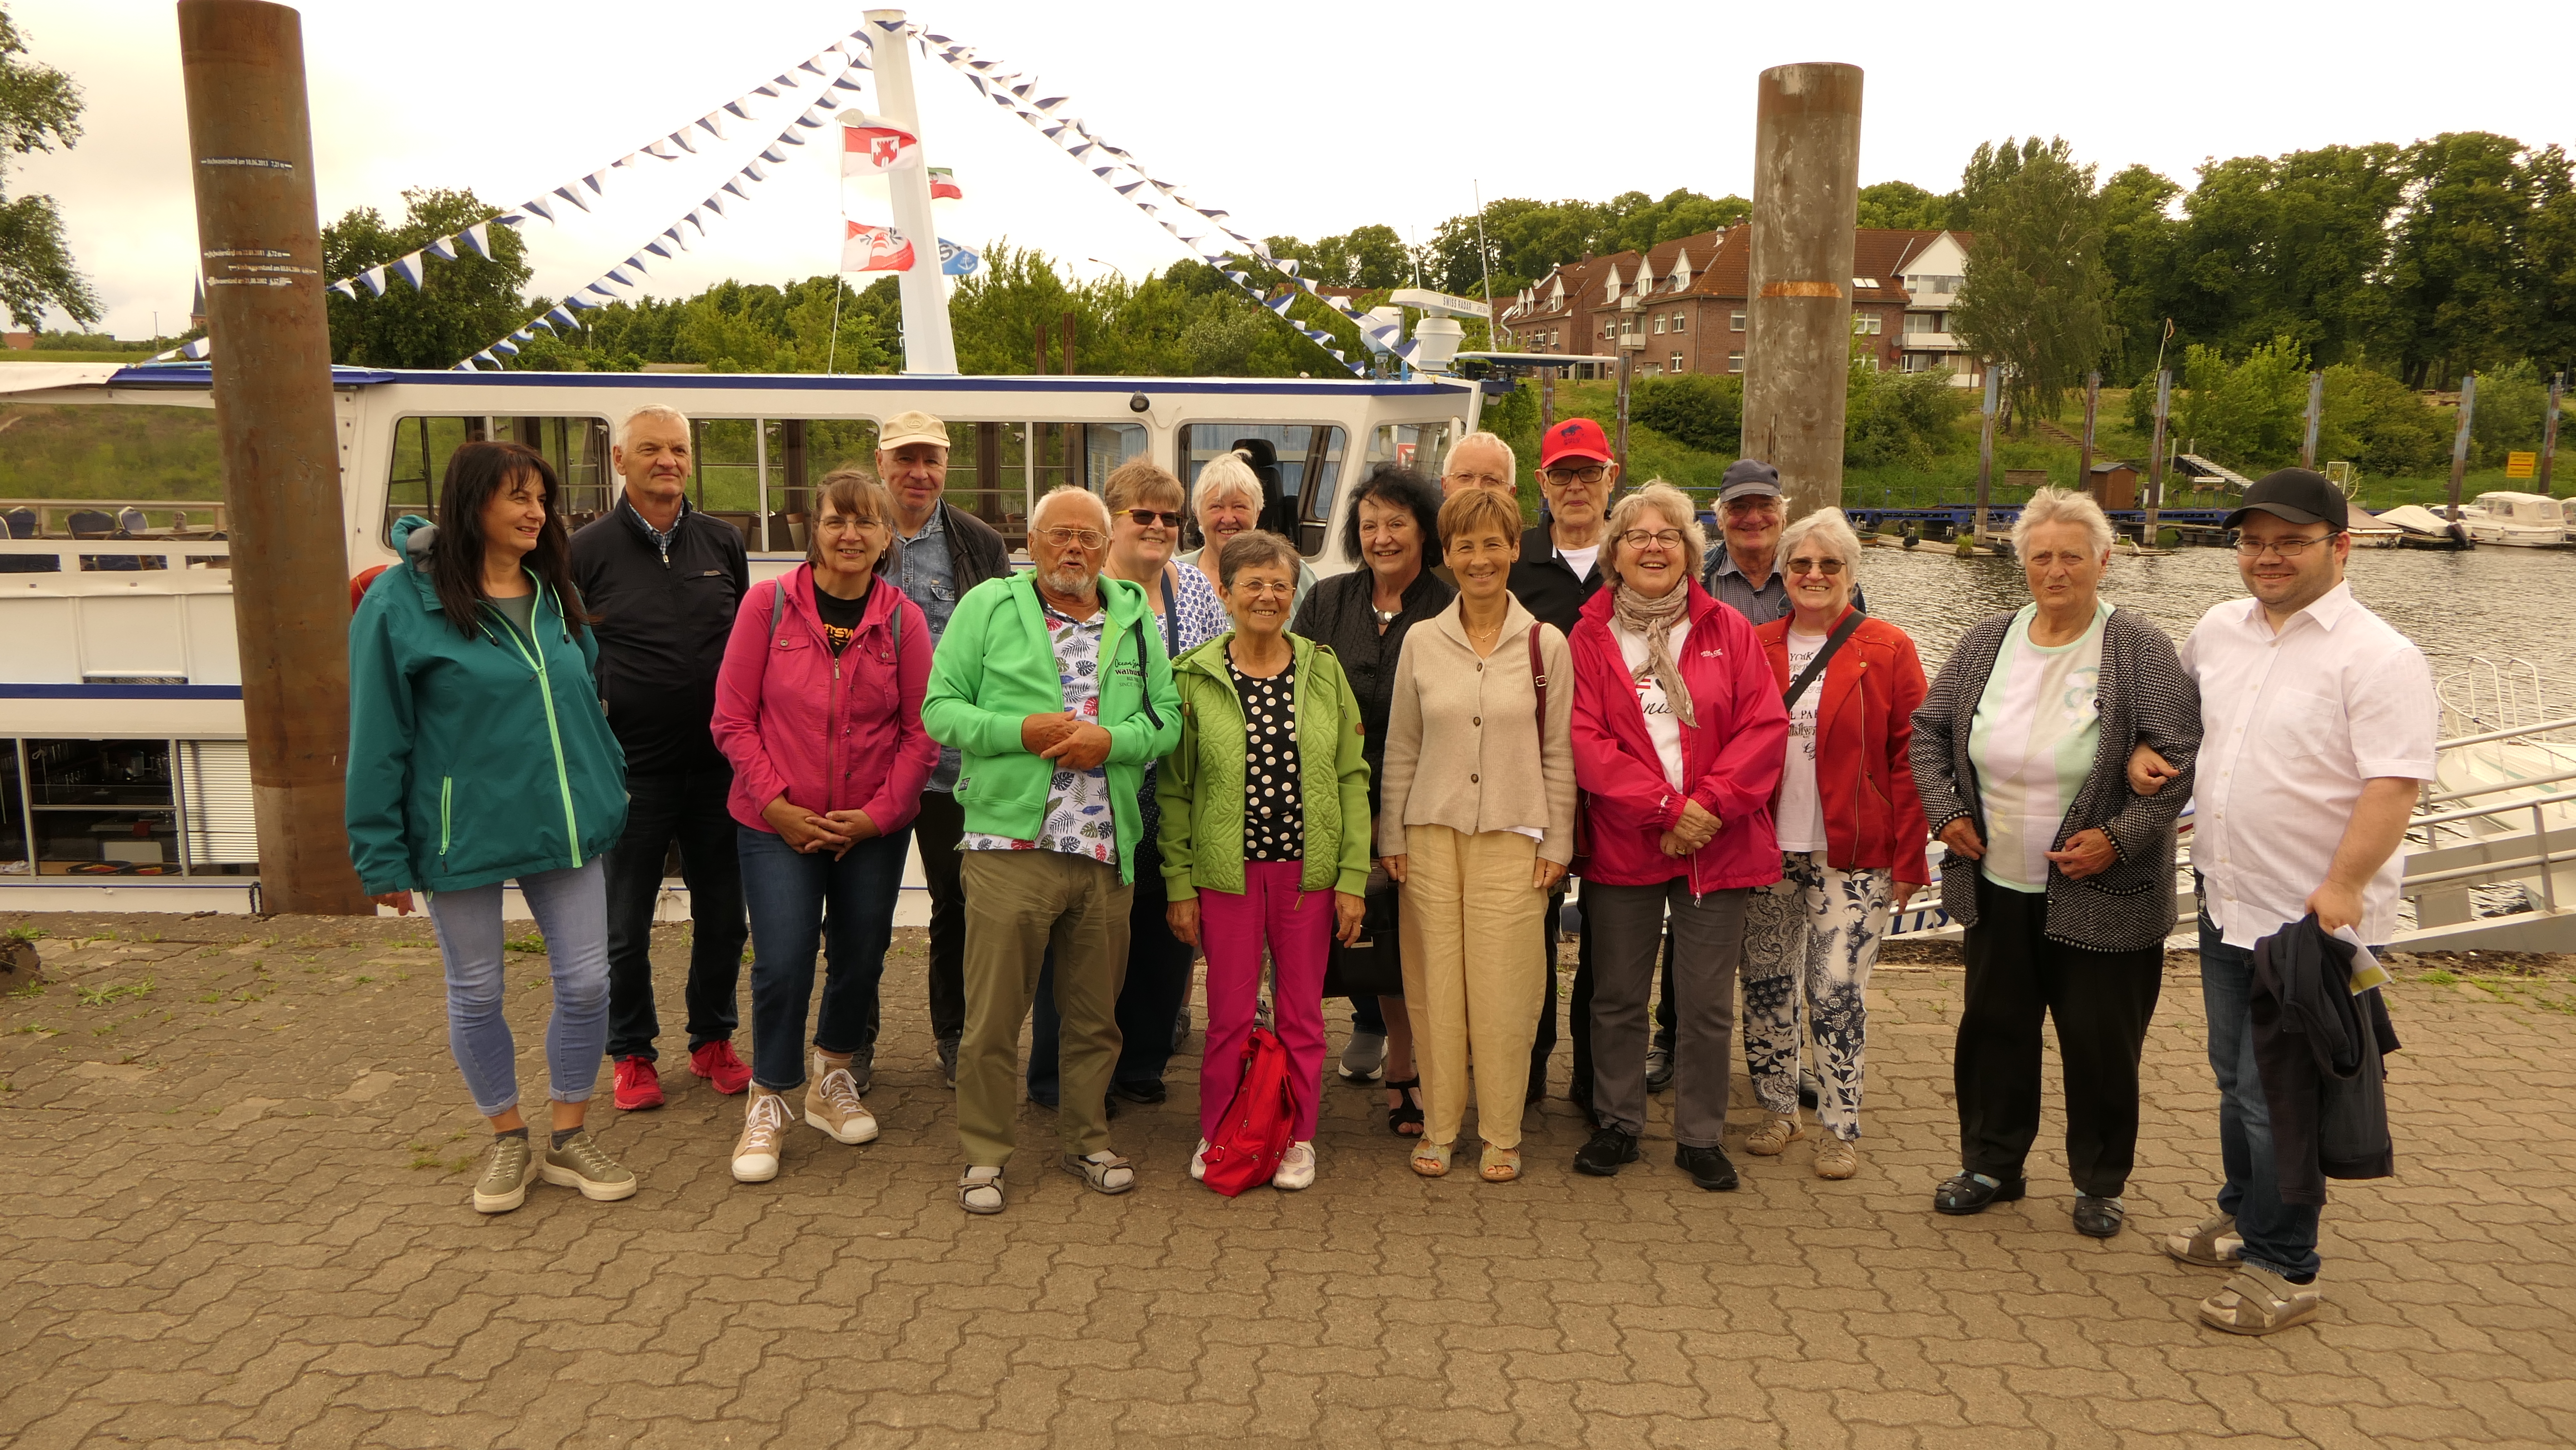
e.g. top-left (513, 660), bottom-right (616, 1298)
top-left (2181, 581), bottom-right (2437, 949)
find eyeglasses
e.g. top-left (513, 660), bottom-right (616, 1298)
top-left (1541, 464), bottom-right (1608, 485)
top-left (2233, 532), bottom-right (2338, 558)
top-left (1786, 556), bottom-right (1845, 576)
top-left (1620, 529), bottom-right (1685, 550)
top-left (1228, 580), bottom-right (1296, 597)
top-left (1444, 470), bottom-right (1511, 489)
top-left (1124, 508), bottom-right (1183, 528)
top-left (818, 515), bottom-right (885, 531)
top-left (1034, 526), bottom-right (1108, 549)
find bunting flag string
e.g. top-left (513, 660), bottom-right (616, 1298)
top-left (452, 60), bottom-right (875, 369)
top-left (909, 25), bottom-right (1384, 375)
top-left (153, 26), bottom-right (876, 363)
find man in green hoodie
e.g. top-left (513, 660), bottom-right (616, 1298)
top-left (923, 486), bottom-right (1182, 1215)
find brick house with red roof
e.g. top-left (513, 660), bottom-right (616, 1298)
top-left (1496, 226), bottom-right (1984, 387)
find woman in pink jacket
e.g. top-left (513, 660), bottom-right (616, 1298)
top-left (1567, 483), bottom-right (1788, 1192)
top-left (711, 470), bottom-right (937, 1184)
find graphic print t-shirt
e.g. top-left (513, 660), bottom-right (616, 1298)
top-left (1616, 620), bottom-right (1691, 790)
top-left (1776, 628), bottom-right (1830, 853)
top-left (961, 604), bottom-right (1118, 866)
top-left (1966, 600), bottom-right (2110, 893)
top-left (812, 580), bottom-right (870, 657)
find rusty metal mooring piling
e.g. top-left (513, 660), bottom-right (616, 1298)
top-left (1743, 62), bottom-right (1864, 522)
top-left (179, 0), bottom-right (370, 915)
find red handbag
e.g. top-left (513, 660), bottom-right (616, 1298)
top-left (1199, 1027), bottom-right (1295, 1197)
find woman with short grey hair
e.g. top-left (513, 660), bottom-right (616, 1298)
top-left (1184, 451), bottom-right (1317, 611)
top-left (1911, 487), bottom-right (2200, 1238)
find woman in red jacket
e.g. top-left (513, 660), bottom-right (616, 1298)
top-left (1742, 507), bottom-right (1930, 1182)
top-left (710, 470), bottom-right (938, 1184)
top-left (1567, 483), bottom-right (1788, 1191)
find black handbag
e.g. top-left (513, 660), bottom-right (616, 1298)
top-left (1323, 864), bottom-right (1404, 999)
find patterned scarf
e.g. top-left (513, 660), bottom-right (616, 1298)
top-left (1610, 578), bottom-right (1696, 727)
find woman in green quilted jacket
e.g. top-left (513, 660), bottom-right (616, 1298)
top-left (1158, 531), bottom-right (1371, 1191)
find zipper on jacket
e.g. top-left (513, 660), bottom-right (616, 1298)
top-left (440, 776), bottom-right (452, 857)
top-left (491, 596), bottom-right (584, 869)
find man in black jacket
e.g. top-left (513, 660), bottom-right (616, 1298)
top-left (572, 403), bottom-right (752, 1111)
top-left (1510, 418), bottom-right (1614, 1120)
top-left (879, 410), bottom-right (1012, 1086)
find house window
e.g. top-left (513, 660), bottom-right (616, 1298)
top-left (1653, 314), bottom-right (1666, 334)
top-left (1669, 352), bottom-right (1685, 372)
top-left (1727, 352), bottom-right (1744, 372)
top-left (1904, 313), bottom-right (1939, 334)
top-left (1852, 313), bottom-right (1883, 335)
top-left (1671, 312), bottom-right (1686, 333)
top-left (1730, 311), bottom-right (1747, 331)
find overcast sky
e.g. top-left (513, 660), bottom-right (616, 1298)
top-left (18, 0), bottom-right (2573, 342)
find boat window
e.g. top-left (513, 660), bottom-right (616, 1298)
top-left (1176, 423), bottom-right (1347, 559)
top-left (383, 415), bottom-right (612, 545)
top-left (1367, 423), bottom-right (1455, 483)
top-left (0, 401), bottom-right (227, 571)
top-left (24, 739), bottom-right (180, 877)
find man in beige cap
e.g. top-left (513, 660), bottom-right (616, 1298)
top-left (880, 410), bottom-right (1013, 1086)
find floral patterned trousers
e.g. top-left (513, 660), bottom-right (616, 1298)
top-left (1741, 851), bottom-right (1894, 1142)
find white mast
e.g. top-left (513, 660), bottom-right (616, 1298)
top-left (864, 9), bottom-right (958, 374)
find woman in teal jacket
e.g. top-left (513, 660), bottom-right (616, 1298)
top-left (1159, 531), bottom-right (1371, 1192)
top-left (347, 442), bottom-right (634, 1216)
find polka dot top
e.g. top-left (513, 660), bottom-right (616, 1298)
top-left (1230, 656), bottom-right (1304, 862)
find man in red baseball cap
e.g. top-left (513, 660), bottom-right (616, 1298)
top-left (1508, 415), bottom-right (1619, 1120)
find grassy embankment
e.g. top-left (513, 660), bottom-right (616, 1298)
top-left (1503, 380), bottom-right (2541, 518)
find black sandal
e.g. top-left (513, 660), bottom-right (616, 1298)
top-left (1385, 1077), bottom-right (1425, 1137)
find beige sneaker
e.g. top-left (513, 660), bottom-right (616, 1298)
top-left (805, 1057), bottom-right (879, 1144)
top-left (540, 1129), bottom-right (638, 1201)
top-left (471, 1133), bottom-right (538, 1213)
top-left (1813, 1136), bottom-right (1859, 1180)
top-left (731, 1090), bottom-right (791, 1183)
top-left (1745, 1114), bottom-right (1807, 1156)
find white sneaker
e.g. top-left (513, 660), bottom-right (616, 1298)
top-left (1190, 1138), bottom-right (1210, 1181)
top-left (1272, 1140), bottom-right (1316, 1191)
top-left (731, 1090), bottom-right (791, 1183)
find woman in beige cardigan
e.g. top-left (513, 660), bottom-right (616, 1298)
top-left (1377, 487), bottom-right (1577, 1183)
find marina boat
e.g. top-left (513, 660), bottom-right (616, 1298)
top-left (2455, 491), bottom-right (2570, 548)
top-left (2374, 503), bottom-right (2475, 550)
top-left (0, 362), bottom-right (1486, 912)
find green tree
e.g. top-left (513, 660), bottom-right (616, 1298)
top-left (2174, 335), bottom-right (2310, 470)
top-left (2317, 363), bottom-right (2447, 478)
top-left (0, 6), bottom-right (95, 328)
top-left (1845, 355), bottom-right (1968, 468)
top-left (2377, 132), bottom-right (2544, 386)
top-left (1631, 373), bottom-right (1742, 455)
top-left (323, 188), bottom-right (533, 368)
top-left (1949, 137), bottom-right (2110, 427)
top-left (2466, 361), bottom-right (2549, 467)
top-left (1856, 180), bottom-right (1949, 231)
top-left (2164, 145), bottom-right (2403, 367)
top-left (2095, 164), bottom-right (2180, 379)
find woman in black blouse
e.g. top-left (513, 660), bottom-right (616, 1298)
top-left (1289, 463), bottom-right (1452, 1135)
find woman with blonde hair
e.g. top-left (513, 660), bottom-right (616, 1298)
top-left (1377, 485), bottom-right (1576, 1184)
top-left (1565, 482), bottom-right (1786, 1190)
top-left (1183, 449), bottom-right (1317, 612)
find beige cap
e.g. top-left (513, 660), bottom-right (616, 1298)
top-left (878, 410), bottom-right (950, 452)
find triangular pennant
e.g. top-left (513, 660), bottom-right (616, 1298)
top-left (543, 306), bottom-right (575, 327)
top-left (798, 57), bottom-right (826, 75)
top-left (551, 185), bottom-right (590, 212)
top-left (330, 279), bottom-right (358, 298)
top-left (586, 282), bottom-right (619, 299)
top-left (645, 140), bottom-right (678, 161)
top-left (725, 100), bottom-right (753, 118)
top-left (684, 210), bottom-right (706, 234)
top-left (722, 179), bottom-right (749, 200)
top-left (758, 146), bottom-right (787, 163)
top-left (459, 222), bottom-right (492, 259)
top-left (621, 254), bottom-right (648, 273)
top-left (605, 268), bottom-right (635, 287)
top-left (701, 193), bottom-right (726, 216)
top-left (743, 160), bottom-right (768, 181)
top-left (389, 253), bottom-right (426, 290)
top-left (492, 339), bottom-right (520, 357)
top-left (582, 172), bottom-right (606, 194)
top-left (566, 293), bottom-right (603, 312)
top-left (696, 113), bottom-right (724, 137)
top-left (832, 74), bottom-right (866, 92)
top-left (522, 197), bottom-right (556, 223)
top-left (423, 236), bottom-right (457, 262)
top-left (644, 241), bottom-right (673, 259)
top-left (667, 129), bottom-right (697, 154)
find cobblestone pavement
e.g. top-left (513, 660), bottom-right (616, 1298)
top-left (2, 912), bottom-right (2571, 1449)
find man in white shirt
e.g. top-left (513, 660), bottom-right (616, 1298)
top-left (2135, 468), bottom-right (2434, 1336)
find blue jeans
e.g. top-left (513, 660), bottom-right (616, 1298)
top-left (426, 858), bottom-right (612, 1118)
top-left (2199, 913), bottom-right (2324, 1280)
top-left (740, 825), bottom-right (912, 1093)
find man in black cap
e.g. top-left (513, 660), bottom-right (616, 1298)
top-left (1702, 459), bottom-right (1866, 624)
top-left (2128, 467), bottom-right (2434, 1336)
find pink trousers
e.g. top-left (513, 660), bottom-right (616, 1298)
top-left (1196, 860), bottom-right (1333, 1142)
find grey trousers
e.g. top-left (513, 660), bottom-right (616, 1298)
top-left (1586, 879), bottom-right (1747, 1148)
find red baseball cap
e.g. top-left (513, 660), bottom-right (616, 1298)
top-left (1538, 417), bottom-right (1613, 469)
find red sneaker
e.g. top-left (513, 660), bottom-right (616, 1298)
top-left (690, 1040), bottom-right (752, 1096)
top-left (612, 1055), bottom-right (664, 1111)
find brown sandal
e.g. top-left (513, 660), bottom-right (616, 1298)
top-left (1479, 1143), bottom-right (1521, 1183)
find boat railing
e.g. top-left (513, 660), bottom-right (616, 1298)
top-left (0, 538), bottom-right (234, 574)
top-left (2437, 655), bottom-right (2553, 739)
top-left (2404, 784), bottom-right (2576, 932)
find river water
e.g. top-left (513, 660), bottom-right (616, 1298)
top-left (1856, 541), bottom-right (2563, 713)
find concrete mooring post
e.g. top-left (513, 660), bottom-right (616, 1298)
top-left (2541, 373), bottom-right (2563, 498)
top-left (1972, 367), bottom-right (1998, 545)
top-left (2302, 371), bottom-right (2324, 470)
top-left (2078, 370), bottom-right (2099, 486)
top-left (178, 0), bottom-right (370, 915)
top-left (1742, 62), bottom-right (1863, 521)
top-left (2146, 368), bottom-right (2172, 547)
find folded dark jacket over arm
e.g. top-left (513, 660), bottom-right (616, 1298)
top-left (2250, 914), bottom-right (2401, 1206)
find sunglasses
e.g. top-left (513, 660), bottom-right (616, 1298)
top-left (1786, 556), bottom-right (1846, 576)
top-left (1124, 508), bottom-right (1183, 528)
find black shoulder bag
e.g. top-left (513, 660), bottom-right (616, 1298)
top-left (1783, 610), bottom-right (1865, 709)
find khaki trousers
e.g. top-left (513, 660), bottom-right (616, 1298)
top-left (1397, 824), bottom-right (1547, 1150)
top-left (958, 849), bottom-right (1131, 1168)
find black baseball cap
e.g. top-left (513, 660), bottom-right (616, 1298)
top-left (2224, 468), bottom-right (2349, 532)
top-left (1718, 459), bottom-right (1783, 504)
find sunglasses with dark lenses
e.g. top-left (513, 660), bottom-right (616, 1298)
top-left (1125, 508), bottom-right (1184, 528)
top-left (1786, 556), bottom-right (1846, 576)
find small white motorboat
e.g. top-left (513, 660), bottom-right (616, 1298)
top-left (2458, 491), bottom-right (2570, 548)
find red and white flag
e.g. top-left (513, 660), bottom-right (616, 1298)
top-left (841, 222), bottom-right (915, 273)
top-left (928, 167), bottom-right (963, 201)
top-left (840, 112), bottom-right (920, 176)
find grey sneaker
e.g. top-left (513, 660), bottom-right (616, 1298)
top-left (540, 1129), bottom-right (638, 1202)
top-left (471, 1134), bottom-right (538, 1214)
top-left (1339, 1030), bottom-right (1387, 1082)
top-left (1643, 1044), bottom-right (1675, 1093)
